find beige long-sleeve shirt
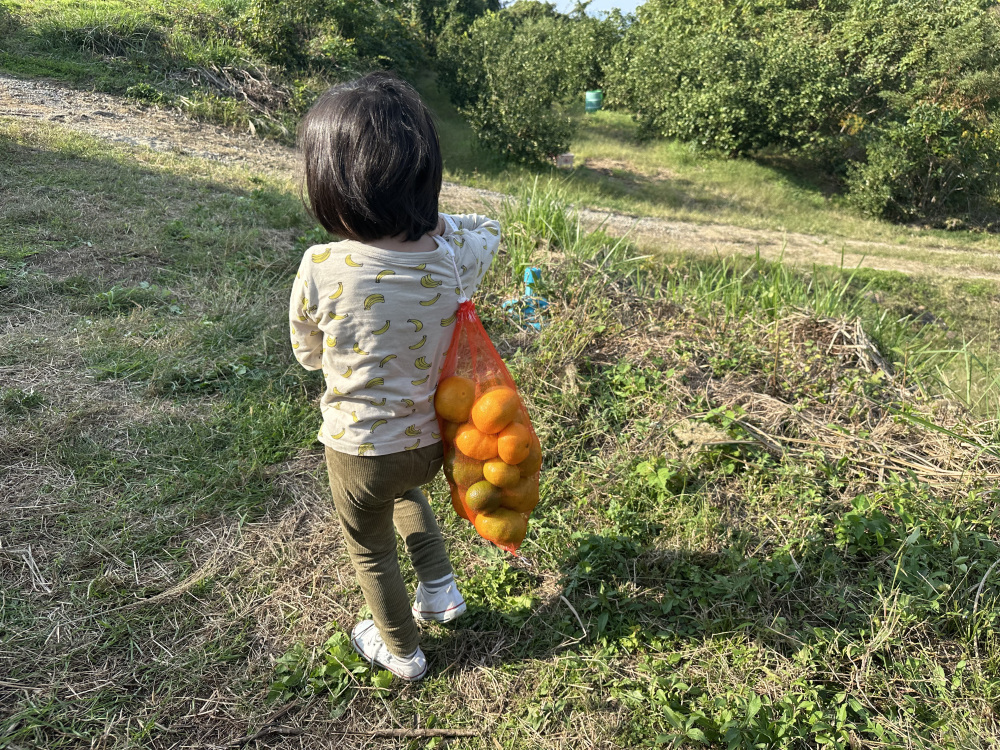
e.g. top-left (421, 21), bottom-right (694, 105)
top-left (289, 213), bottom-right (500, 456)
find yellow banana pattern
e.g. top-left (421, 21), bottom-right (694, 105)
top-left (298, 219), bottom-right (503, 457)
top-left (420, 274), bottom-right (442, 288)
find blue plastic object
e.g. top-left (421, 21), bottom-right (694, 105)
top-left (502, 267), bottom-right (549, 331)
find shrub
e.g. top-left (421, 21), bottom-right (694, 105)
top-left (438, 6), bottom-right (583, 164)
top-left (231, 0), bottom-right (424, 75)
top-left (608, 1), bottom-right (849, 155)
top-left (845, 103), bottom-right (1000, 226)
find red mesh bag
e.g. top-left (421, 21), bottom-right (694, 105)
top-left (434, 274), bottom-right (541, 554)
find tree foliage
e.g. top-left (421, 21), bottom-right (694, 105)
top-left (608, 1), bottom-right (848, 154)
top-left (605, 0), bottom-right (1000, 225)
top-left (438, 1), bottom-right (624, 164)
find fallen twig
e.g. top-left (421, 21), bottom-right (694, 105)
top-left (337, 728), bottom-right (479, 738)
top-left (226, 726), bottom-right (304, 747)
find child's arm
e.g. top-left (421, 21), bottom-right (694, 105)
top-left (288, 255), bottom-right (323, 371)
top-left (439, 212), bottom-right (501, 287)
top-left (439, 212), bottom-right (500, 236)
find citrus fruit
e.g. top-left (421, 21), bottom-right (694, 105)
top-left (455, 422), bottom-right (499, 460)
top-left (500, 476), bottom-right (539, 514)
top-left (465, 480), bottom-right (502, 514)
top-left (483, 457), bottom-right (521, 488)
top-left (474, 507), bottom-right (528, 549)
top-left (435, 376), bottom-right (476, 422)
top-left (444, 450), bottom-right (484, 488)
top-left (497, 422), bottom-right (531, 465)
top-left (518, 434), bottom-right (542, 476)
top-left (471, 386), bottom-right (520, 435)
top-left (451, 488), bottom-right (470, 521)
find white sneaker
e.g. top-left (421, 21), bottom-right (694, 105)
top-left (411, 580), bottom-right (467, 623)
top-left (350, 620), bottom-right (427, 681)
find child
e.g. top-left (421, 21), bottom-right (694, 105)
top-left (289, 72), bottom-right (500, 680)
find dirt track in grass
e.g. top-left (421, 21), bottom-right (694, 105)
top-left (4, 72), bottom-right (1000, 281)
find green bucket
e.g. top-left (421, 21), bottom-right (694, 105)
top-left (585, 89), bottom-right (603, 113)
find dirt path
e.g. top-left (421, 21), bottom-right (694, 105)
top-left (4, 73), bottom-right (999, 282)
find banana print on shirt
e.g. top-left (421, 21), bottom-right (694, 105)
top-left (289, 213), bottom-right (500, 456)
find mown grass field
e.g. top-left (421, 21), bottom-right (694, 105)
top-left (4, 114), bottom-right (1000, 749)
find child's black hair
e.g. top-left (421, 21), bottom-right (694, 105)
top-left (299, 72), bottom-right (442, 243)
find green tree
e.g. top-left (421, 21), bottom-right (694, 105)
top-left (608, 0), bottom-right (850, 154)
top-left (438, 6), bottom-right (583, 163)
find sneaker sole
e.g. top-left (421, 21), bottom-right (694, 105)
top-left (350, 636), bottom-right (427, 682)
top-left (412, 601), bottom-right (467, 623)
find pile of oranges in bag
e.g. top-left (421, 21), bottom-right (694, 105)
top-left (435, 376), bottom-right (541, 552)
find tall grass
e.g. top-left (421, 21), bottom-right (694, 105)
top-left (496, 180), bottom-right (1000, 415)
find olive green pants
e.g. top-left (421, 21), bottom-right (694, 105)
top-left (325, 443), bottom-right (452, 657)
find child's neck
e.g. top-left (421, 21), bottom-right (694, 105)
top-left (364, 232), bottom-right (437, 253)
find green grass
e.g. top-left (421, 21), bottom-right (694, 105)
top-left (3, 119), bottom-right (1000, 747)
top-left (0, 0), bottom-right (308, 136)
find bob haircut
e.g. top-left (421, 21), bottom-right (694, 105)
top-left (298, 72), bottom-right (442, 243)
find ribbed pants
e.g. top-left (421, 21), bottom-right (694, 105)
top-left (325, 443), bottom-right (453, 657)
